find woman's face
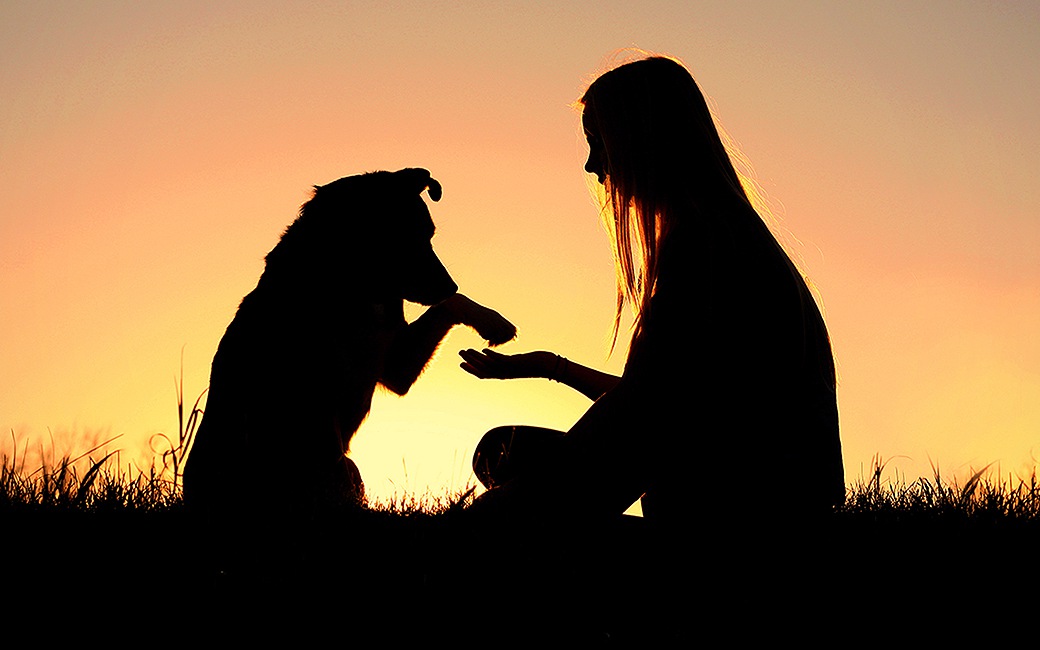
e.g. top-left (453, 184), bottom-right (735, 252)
top-left (582, 108), bottom-right (607, 185)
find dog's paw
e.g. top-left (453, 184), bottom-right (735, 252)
top-left (467, 303), bottom-right (517, 346)
top-left (449, 294), bottom-right (517, 346)
top-left (472, 308), bottom-right (516, 346)
top-left (480, 315), bottom-right (517, 346)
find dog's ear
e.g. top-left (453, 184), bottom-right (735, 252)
top-left (395, 168), bottom-right (442, 202)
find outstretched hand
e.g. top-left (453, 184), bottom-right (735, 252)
top-left (459, 349), bottom-right (556, 380)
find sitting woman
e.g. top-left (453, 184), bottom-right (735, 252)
top-left (460, 55), bottom-right (844, 530)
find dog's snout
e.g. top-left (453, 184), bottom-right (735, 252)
top-left (403, 246), bottom-right (457, 306)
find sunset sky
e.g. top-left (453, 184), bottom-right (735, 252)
top-left (2, 1), bottom-right (1038, 508)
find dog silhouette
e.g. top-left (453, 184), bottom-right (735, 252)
top-left (182, 168), bottom-right (514, 519)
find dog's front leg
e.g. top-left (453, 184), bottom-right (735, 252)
top-left (380, 294), bottom-right (516, 395)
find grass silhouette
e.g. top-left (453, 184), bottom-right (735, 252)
top-left (3, 447), bottom-right (1037, 641)
top-left (3, 444), bottom-right (1038, 642)
top-left (5, 446), bottom-right (1039, 521)
top-left (3, 384), bottom-right (1037, 643)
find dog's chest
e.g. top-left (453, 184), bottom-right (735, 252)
top-left (369, 300), bottom-right (404, 356)
top-left (321, 300), bottom-right (404, 371)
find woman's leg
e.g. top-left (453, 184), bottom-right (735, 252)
top-left (472, 425), bottom-right (565, 489)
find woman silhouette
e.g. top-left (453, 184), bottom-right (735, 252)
top-left (461, 55), bottom-right (844, 528)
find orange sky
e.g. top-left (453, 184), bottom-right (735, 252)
top-left (2, 2), bottom-right (1038, 506)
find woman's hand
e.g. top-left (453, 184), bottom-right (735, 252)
top-left (462, 348), bottom-right (620, 400)
top-left (458, 349), bottom-right (557, 380)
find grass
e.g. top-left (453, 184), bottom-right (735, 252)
top-left (4, 448), bottom-right (1039, 521)
top-left (2, 445), bottom-right (1037, 641)
top-left (842, 454), bottom-right (1040, 523)
top-left (3, 374), bottom-right (1036, 640)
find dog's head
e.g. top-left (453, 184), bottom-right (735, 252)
top-left (279, 168), bottom-right (459, 305)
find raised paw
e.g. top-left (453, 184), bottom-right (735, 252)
top-left (470, 306), bottom-right (517, 346)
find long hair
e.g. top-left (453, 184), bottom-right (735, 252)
top-left (581, 55), bottom-right (757, 347)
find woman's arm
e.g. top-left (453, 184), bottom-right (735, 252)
top-left (458, 348), bottom-right (620, 401)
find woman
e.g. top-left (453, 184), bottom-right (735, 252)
top-left (461, 56), bottom-right (844, 528)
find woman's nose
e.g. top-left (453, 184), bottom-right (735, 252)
top-left (585, 151), bottom-right (606, 184)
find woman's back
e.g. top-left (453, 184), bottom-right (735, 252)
top-left (625, 208), bottom-right (843, 523)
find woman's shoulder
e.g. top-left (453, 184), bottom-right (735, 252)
top-left (654, 212), bottom-right (783, 299)
top-left (651, 209), bottom-right (818, 344)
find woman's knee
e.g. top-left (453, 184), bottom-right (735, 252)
top-left (473, 426), bottom-right (518, 488)
top-left (472, 426), bottom-right (564, 489)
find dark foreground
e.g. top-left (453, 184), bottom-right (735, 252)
top-left (5, 501), bottom-right (1038, 645)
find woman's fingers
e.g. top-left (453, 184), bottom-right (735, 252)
top-left (459, 348), bottom-right (490, 366)
top-left (459, 362), bottom-right (483, 378)
top-left (459, 359), bottom-right (488, 378)
top-left (459, 349), bottom-right (492, 378)
top-left (459, 349), bottom-right (559, 381)
top-left (458, 348), bottom-right (513, 379)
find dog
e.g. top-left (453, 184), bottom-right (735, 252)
top-left (182, 168), bottom-right (515, 519)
